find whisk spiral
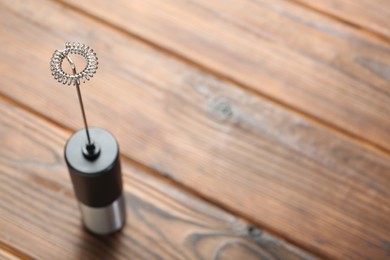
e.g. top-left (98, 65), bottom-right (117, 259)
top-left (50, 42), bottom-right (98, 86)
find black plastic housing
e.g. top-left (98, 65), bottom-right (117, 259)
top-left (64, 128), bottom-right (122, 207)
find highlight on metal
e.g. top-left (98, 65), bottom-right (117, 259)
top-left (49, 42), bottom-right (98, 148)
top-left (50, 42), bottom-right (98, 86)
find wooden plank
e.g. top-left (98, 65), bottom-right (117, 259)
top-left (0, 241), bottom-right (30, 260)
top-left (0, 247), bottom-right (23, 260)
top-left (55, 0), bottom-right (390, 151)
top-left (0, 100), bottom-right (314, 259)
top-left (0, 1), bottom-right (389, 258)
top-left (292, 0), bottom-right (390, 39)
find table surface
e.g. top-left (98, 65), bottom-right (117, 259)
top-left (1, 0), bottom-right (389, 259)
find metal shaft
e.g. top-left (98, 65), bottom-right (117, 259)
top-left (66, 55), bottom-right (92, 146)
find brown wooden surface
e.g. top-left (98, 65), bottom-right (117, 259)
top-left (0, 0), bottom-right (389, 259)
top-left (0, 99), bottom-right (314, 259)
top-left (60, 0), bottom-right (390, 152)
top-left (292, 0), bottom-right (390, 39)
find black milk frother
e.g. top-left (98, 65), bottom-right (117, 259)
top-left (50, 42), bottom-right (126, 235)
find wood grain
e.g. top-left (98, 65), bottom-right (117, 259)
top-left (56, 0), bottom-right (390, 151)
top-left (0, 242), bottom-right (30, 260)
top-left (0, 246), bottom-right (24, 260)
top-left (0, 99), bottom-right (314, 259)
top-left (0, 0), bottom-right (389, 258)
top-left (292, 0), bottom-right (390, 39)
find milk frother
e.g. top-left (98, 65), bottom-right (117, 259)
top-left (50, 42), bottom-right (126, 235)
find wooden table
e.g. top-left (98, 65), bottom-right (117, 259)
top-left (1, 0), bottom-right (389, 259)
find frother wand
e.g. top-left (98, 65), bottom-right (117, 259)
top-left (50, 42), bottom-right (126, 235)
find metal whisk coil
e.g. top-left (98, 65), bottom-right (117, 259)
top-left (50, 42), bottom-right (98, 86)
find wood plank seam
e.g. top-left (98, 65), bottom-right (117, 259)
top-left (3, 0), bottom-right (389, 160)
top-left (50, 0), bottom-right (390, 151)
top-left (50, 0), bottom-right (390, 158)
top-left (0, 79), bottom-right (386, 257)
top-left (0, 1), bottom-right (386, 256)
top-left (288, 0), bottom-right (390, 43)
top-left (0, 96), bottom-right (318, 259)
top-left (0, 93), bottom-right (322, 258)
top-left (0, 241), bottom-right (31, 260)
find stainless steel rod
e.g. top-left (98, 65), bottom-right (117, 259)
top-left (66, 55), bottom-right (92, 145)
